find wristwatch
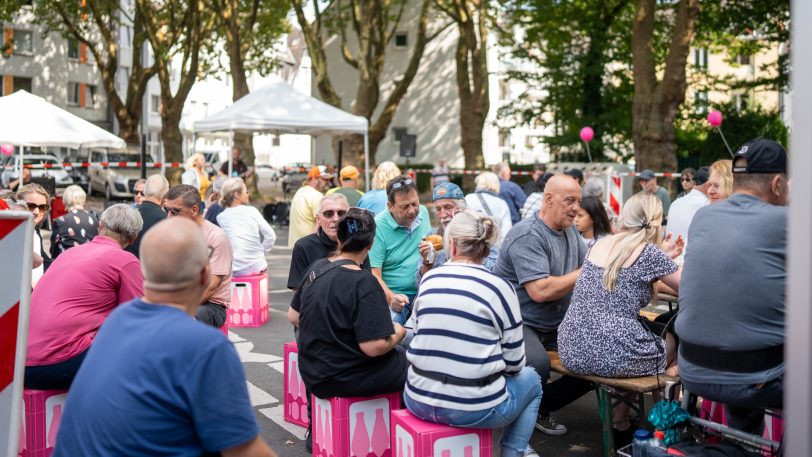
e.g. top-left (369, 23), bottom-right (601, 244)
top-left (424, 249), bottom-right (435, 265)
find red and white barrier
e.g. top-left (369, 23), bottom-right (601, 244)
top-left (0, 212), bottom-right (34, 456)
top-left (2, 162), bottom-right (183, 170)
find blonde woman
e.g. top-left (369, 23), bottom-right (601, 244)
top-left (708, 159), bottom-right (733, 203)
top-left (181, 153), bottom-right (210, 200)
top-left (464, 171), bottom-right (512, 243)
top-left (357, 161), bottom-right (401, 215)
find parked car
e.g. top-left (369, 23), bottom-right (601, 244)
top-left (1, 154), bottom-right (73, 189)
top-left (87, 150), bottom-right (151, 200)
top-left (280, 162), bottom-right (312, 195)
top-left (255, 164), bottom-right (279, 181)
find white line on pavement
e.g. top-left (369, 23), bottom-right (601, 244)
top-left (246, 381), bottom-right (278, 407)
top-left (258, 405), bottom-right (307, 440)
top-left (267, 361), bottom-right (284, 374)
top-left (270, 289), bottom-right (293, 294)
top-left (234, 341), bottom-right (283, 363)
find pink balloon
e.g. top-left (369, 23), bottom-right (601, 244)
top-left (579, 126), bottom-right (594, 143)
top-left (707, 111), bottom-right (723, 127)
top-left (0, 144), bottom-right (13, 156)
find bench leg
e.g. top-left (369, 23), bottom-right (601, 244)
top-left (595, 386), bottom-right (615, 457)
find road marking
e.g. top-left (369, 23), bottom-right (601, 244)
top-left (267, 361), bottom-right (284, 374)
top-left (234, 341), bottom-right (283, 363)
top-left (246, 381), bottom-right (278, 407)
top-left (227, 331), bottom-right (247, 343)
top-left (259, 405), bottom-right (307, 440)
top-left (270, 289), bottom-right (293, 294)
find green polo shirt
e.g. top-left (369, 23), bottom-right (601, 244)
top-left (370, 205), bottom-right (432, 296)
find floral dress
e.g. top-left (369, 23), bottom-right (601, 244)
top-left (557, 243), bottom-right (677, 377)
top-left (50, 209), bottom-right (99, 259)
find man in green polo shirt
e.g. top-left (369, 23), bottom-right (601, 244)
top-left (370, 175), bottom-right (431, 324)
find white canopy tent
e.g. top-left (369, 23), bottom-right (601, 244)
top-left (0, 90), bottom-right (126, 176)
top-left (193, 79), bottom-right (371, 189)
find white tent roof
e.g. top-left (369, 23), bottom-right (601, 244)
top-left (0, 90), bottom-right (126, 149)
top-left (193, 79), bottom-right (368, 135)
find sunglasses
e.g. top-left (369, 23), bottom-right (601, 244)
top-left (321, 209), bottom-right (347, 219)
top-left (26, 202), bottom-right (49, 212)
top-left (389, 178), bottom-right (415, 194)
top-left (163, 206), bottom-right (183, 216)
top-left (134, 190), bottom-right (144, 196)
top-left (681, 177), bottom-right (693, 182)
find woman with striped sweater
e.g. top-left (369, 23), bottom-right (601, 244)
top-left (404, 210), bottom-right (542, 457)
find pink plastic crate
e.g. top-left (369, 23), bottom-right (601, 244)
top-left (227, 273), bottom-right (269, 328)
top-left (19, 389), bottom-right (68, 457)
top-left (220, 322), bottom-right (229, 337)
top-left (312, 392), bottom-right (401, 457)
top-left (390, 409), bottom-right (493, 457)
top-left (284, 341), bottom-right (309, 428)
top-left (700, 400), bottom-right (783, 454)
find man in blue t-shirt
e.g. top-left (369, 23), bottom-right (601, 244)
top-left (54, 218), bottom-right (277, 457)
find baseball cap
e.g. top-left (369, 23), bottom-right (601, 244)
top-left (308, 165), bottom-right (334, 180)
top-left (564, 168), bottom-right (584, 183)
top-left (432, 182), bottom-right (464, 201)
top-left (638, 169), bottom-right (656, 180)
top-left (732, 138), bottom-right (787, 174)
top-left (693, 166), bottom-right (710, 185)
top-left (340, 165), bottom-right (359, 180)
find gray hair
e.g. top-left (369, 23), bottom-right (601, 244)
top-left (134, 178), bottom-right (146, 187)
top-left (100, 204), bottom-right (143, 240)
top-left (584, 177), bottom-right (605, 197)
top-left (220, 177), bottom-right (246, 207)
top-left (62, 185), bottom-right (87, 209)
top-left (319, 193), bottom-right (349, 211)
top-left (144, 174), bottom-right (169, 199)
top-left (475, 172), bottom-right (500, 193)
top-left (444, 209), bottom-right (499, 263)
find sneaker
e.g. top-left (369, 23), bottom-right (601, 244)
top-left (535, 415), bottom-right (568, 435)
top-left (523, 446), bottom-right (540, 457)
top-left (305, 425), bottom-right (312, 452)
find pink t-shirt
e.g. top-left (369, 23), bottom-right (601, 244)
top-left (202, 220), bottom-right (233, 307)
top-left (26, 235), bottom-right (144, 366)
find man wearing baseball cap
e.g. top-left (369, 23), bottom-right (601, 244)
top-left (675, 138), bottom-right (789, 435)
top-left (326, 165), bottom-right (364, 206)
top-left (637, 168), bottom-right (671, 222)
top-left (288, 166), bottom-right (333, 248)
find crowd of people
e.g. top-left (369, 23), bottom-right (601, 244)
top-left (1, 137), bottom-right (788, 455)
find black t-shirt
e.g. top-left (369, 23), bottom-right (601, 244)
top-left (291, 258), bottom-right (405, 398)
top-left (220, 159), bottom-right (248, 177)
top-left (287, 228), bottom-right (370, 289)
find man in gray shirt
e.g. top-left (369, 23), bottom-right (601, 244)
top-left (494, 175), bottom-right (590, 436)
top-left (675, 138), bottom-right (788, 435)
top-left (638, 169), bottom-right (671, 222)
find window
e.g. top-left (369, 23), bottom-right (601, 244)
top-left (394, 32), bottom-right (408, 49)
top-left (498, 129), bottom-right (510, 148)
top-left (85, 84), bottom-right (97, 107)
top-left (151, 94), bottom-right (160, 113)
top-left (693, 91), bottom-right (708, 114)
top-left (392, 127), bottom-right (407, 142)
top-left (67, 38), bottom-right (79, 60)
top-left (736, 54), bottom-right (753, 66)
top-left (13, 30), bottom-right (33, 55)
top-left (693, 48), bottom-right (708, 70)
top-left (498, 79), bottom-right (509, 100)
top-left (735, 93), bottom-right (750, 112)
top-left (203, 102), bottom-right (209, 117)
top-left (67, 81), bottom-right (81, 105)
top-left (12, 76), bottom-right (32, 93)
top-left (272, 135), bottom-right (281, 147)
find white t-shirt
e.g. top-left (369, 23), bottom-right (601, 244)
top-left (216, 205), bottom-right (276, 276)
top-left (666, 189), bottom-right (708, 242)
top-left (464, 192), bottom-right (512, 244)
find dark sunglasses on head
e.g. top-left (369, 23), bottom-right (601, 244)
top-left (321, 209), bottom-right (347, 219)
top-left (26, 202), bottom-right (49, 212)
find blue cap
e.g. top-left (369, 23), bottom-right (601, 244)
top-left (639, 169), bottom-right (656, 180)
top-left (432, 182), bottom-right (464, 201)
top-left (634, 429), bottom-right (652, 440)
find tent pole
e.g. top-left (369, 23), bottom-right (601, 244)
top-left (228, 130), bottom-right (234, 177)
top-left (364, 132), bottom-right (370, 192)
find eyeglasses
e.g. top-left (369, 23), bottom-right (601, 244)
top-left (26, 202), bottom-right (49, 212)
top-left (681, 177), bottom-right (693, 182)
top-left (321, 209), bottom-right (347, 219)
top-left (134, 190), bottom-right (144, 196)
top-left (389, 178), bottom-right (415, 194)
top-left (163, 206), bottom-right (183, 216)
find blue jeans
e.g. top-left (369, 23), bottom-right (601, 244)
top-left (405, 367), bottom-right (542, 457)
top-left (391, 293), bottom-right (416, 325)
top-left (683, 376), bottom-right (783, 435)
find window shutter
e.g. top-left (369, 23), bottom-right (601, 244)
top-left (3, 28), bottom-right (12, 56)
top-left (79, 82), bottom-right (86, 107)
top-left (3, 75), bottom-right (12, 95)
top-left (79, 42), bottom-right (87, 63)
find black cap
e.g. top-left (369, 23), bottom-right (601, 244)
top-left (732, 138), bottom-right (787, 174)
top-left (693, 166), bottom-right (710, 185)
top-left (564, 168), bottom-right (584, 183)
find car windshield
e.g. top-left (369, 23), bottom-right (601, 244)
top-left (24, 157), bottom-right (63, 169)
top-left (106, 153), bottom-right (142, 162)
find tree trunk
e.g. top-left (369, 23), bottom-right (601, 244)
top-left (632, 0), bottom-right (698, 172)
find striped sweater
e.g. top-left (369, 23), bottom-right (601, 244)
top-left (405, 262), bottom-right (526, 411)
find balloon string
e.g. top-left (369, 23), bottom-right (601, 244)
top-left (584, 141), bottom-right (593, 163)
top-left (717, 127), bottom-right (734, 158)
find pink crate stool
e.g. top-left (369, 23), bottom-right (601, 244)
top-left (284, 342), bottom-right (309, 428)
top-left (220, 322), bottom-right (229, 337)
top-left (390, 409), bottom-right (493, 457)
top-left (311, 392), bottom-right (401, 457)
top-left (19, 389), bottom-right (68, 457)
top-left (226, 273), bottom-right (269, 328)
top-left (700, 400), bottom-right (783, 454)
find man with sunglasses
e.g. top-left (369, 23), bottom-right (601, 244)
top-left (288, 193), bottom-right (371, 291)
top-left (370, 175), bottom-right (431, 324)
top-left (131, 178), bottom-right (146, 207)
top-left (164, 184), bottom-right (233, 328)
top-left (288, 165), bottom-right (333, 248)
top-left (125, 174), bottom-right (168, 258)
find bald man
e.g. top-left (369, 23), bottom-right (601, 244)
top-left (494, 175), bottom-right (592, 436)
top-left (54, 218), bottom-right (277, 457)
